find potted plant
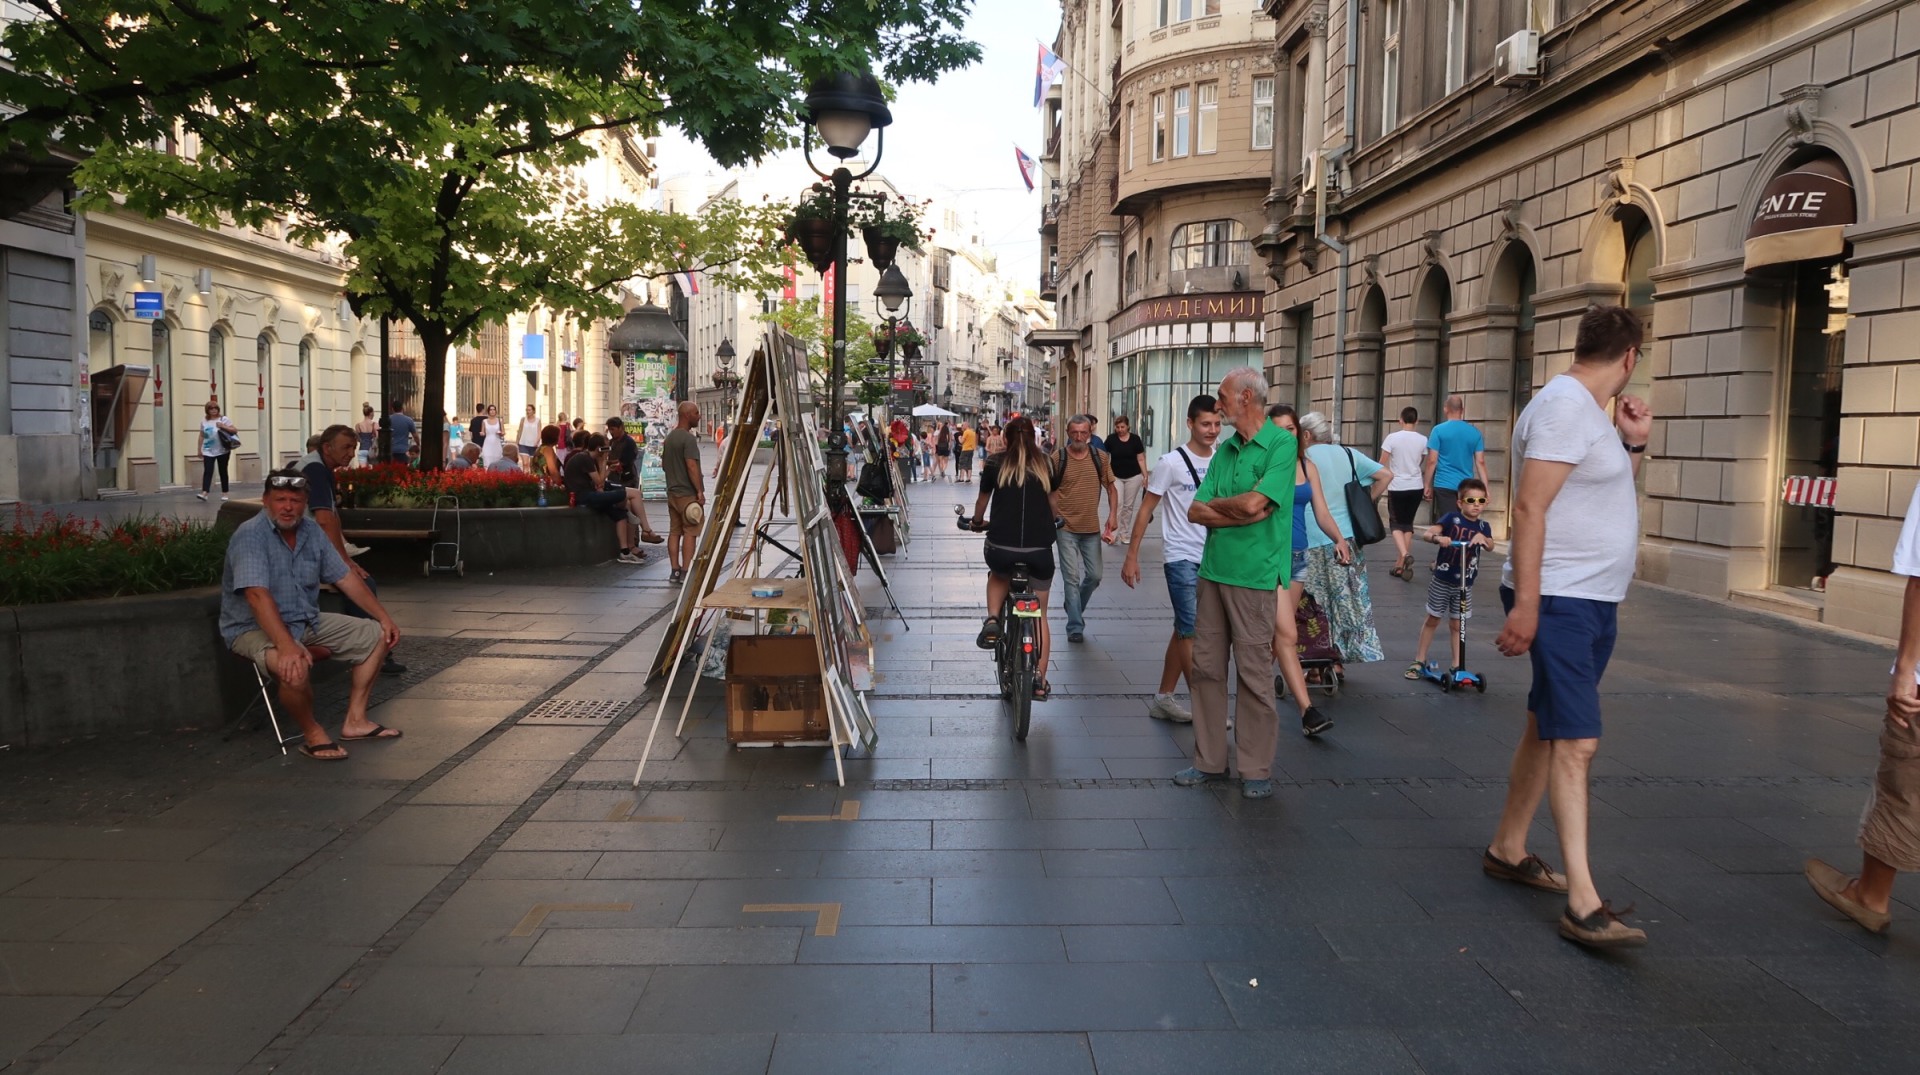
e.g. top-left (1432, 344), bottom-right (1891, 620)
top-left (785, 186), bottom-right (844, 274)
top-left (854, 196), bottom-right (925, 271)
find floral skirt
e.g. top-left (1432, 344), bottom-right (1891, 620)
top-left (1299, 545), bottom-right (1385, 663)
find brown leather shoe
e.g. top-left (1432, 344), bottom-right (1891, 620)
top-left (1559, 900), bottom-right (1647, 948)
top-left (1483, 849), bottom-right (1570, 894)
top-left (1805, 858), bottom-right (1891, 933)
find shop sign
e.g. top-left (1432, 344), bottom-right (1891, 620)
top-left (1112, 291), bottom-right (1262, 336)
top-left (131, 291), bottom-right (164, 320)
top-left (1744, 155), bottom-right (1857, 271)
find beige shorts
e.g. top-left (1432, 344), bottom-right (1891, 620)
top-left (668, 494), bottom-right (701, 539)
top-left (231, 613), bottom-right (384, 677)
top-left (1862, 714), bottom-right (1920, 872)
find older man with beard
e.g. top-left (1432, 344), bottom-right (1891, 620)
top-left (221, 468), bottom-right (403, 761)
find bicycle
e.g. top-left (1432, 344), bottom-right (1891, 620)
top-left (955, 506), bottom-right (1041, 741)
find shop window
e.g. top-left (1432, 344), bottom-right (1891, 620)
top-left (1196, 82), bottom-right (1218, 155)
top-left (1252, 77), bottom-right (1275, 150)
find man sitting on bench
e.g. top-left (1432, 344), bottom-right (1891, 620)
top-left (222, 469), bottom-right (404, 760)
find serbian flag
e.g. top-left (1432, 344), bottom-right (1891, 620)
top-left (1035, 43), bottom-right (1067, 107)
top-left (1014, 146), bottom-right (1038, 192)
top-left (672, 269), bottom-right (699, 296)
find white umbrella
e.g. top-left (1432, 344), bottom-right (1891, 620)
top-left (911, 403), bottom-right (958, 418)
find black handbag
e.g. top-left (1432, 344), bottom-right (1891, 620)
top-left (1341, 447), bottom-right (1387, 548)
top-left (855, 460), bottom-right (893, 501)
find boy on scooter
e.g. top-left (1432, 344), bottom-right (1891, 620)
top-left (1406, 477), bottom-right (1494, 681)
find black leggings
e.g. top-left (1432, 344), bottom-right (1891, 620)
top-left (201, 453), bottom-right (230, 493)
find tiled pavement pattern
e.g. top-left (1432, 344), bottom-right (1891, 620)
top-left (5, 478), bottom-right (1920, 1073)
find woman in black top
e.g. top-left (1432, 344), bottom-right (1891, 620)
top-left (969, 415), bottom-right (1057, 699)
top-left (1105, 414), bottom-right (1148, 545)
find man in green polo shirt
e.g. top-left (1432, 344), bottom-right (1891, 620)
top-left (1176, 366), bottom-right (1298, 799)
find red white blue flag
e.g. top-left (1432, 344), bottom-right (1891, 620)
top-left (1035, 43), bottom-right (1067, 107)
top-left (672, 269), bottom-right (699, 297)
top-left (1014, 146), bottom-right (1038, 192)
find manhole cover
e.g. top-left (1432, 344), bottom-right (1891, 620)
top-left (518, 699), bottom-right (631, 726)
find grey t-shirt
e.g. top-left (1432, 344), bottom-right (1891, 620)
top-left (662, 427), bottom-right (700, 498)
top-left (1500, 374), bottom-right (1639, 603)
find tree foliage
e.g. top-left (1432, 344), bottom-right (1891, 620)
top-left (0, 0), bottom-right (980, 466)
top-left (754, 297), bottom-right (884, 402)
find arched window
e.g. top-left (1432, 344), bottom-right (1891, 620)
top-left (152, 322), bottom-right (175, 484)
top-left (209, 326), bottom-right (229, 409)
top-left (298, 338), bottom-right (315, 447)
top-left (88, 309), bottom-right (116, 366)
top-left (256, 334), bottom-right (275, 464)
top-left (1168, 219), bottom-right (1250, 272)
top-left (1124, 252), bottom-right (1139, 295)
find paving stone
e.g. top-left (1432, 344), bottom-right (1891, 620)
top-left (627, 965), bottom-right (930, 1033)
top-left (503, 821), bottom-right (726, 853)
top-left (588, 850), bottom-right (821, 879)
top-left (933, 819), bottom-right (1143, 850)
top-left (220, 863), bottom-right (448, 946)
top-left (933, 876), bottom-right (1179, 925)
top-left (1397, 1026), bottom-right (1747, 1074)
top-left (438, 1033), bottom-right (775, 1074)
top-left (1061, 923), bottom-right (1335, 963)
top-left (716, 821), bottom-right (933, 852)
top-left (816, 849), bottom-right (1046, 878)
top-left (1478, 955), bottom-right (1840, 1026)
top-left (1750, 952), bottom-right (1920, 1024)
top-left (1208, 959), bottom-right (1531, 1028)
top-left (798, 925), bottom-right (1066, 964)
top-left (1088, 1029), bottom-right (1419, 1074)
top-left (524, 926), bottom-right (802, 966)
top-left (0, 897), bottom-right (112, 942)
top-left (0, 826), bottom-right (229, 862)
top-left (273, 1034), bottom-right (462, 1075)
top-left (329, 965), bottom-right (653, 1035)
top-left (769, 1031), bottom-right (1094, 1074)
top-left (1700, 1024), bottom-right (1920, 1074)
top-left (10, 859), bottom-right (286, 902)
top-left (337, 805), bottom-right (514, 865)
top-left (471, 851), bottom-right (604, 880)
top-left (412, 759), bottom-right (565, 805)
top-left (932, 962), bottom-right (1232, 1032)
top-left (0, 995), bottom-right (94, 1066)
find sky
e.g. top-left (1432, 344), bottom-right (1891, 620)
top-left (654, 0), bottom-right (1061, 289)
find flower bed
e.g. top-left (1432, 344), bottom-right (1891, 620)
top-left (0, 508), bottom-right (229, 606)
top-left (334, 463), bottom-right (544, 509)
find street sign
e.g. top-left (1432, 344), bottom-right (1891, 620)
top-left (131, 292), bottom-right (164, 320)
top-left (891, 378), bottom-right (913, 390)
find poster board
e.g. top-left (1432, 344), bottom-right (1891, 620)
top-left (621, 350), bottom-right (677, 498)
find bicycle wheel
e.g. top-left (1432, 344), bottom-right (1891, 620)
top-left (1006, 663), bottom-right (1033, 741)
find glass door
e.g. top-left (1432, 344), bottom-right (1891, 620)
top-left (1771, 263), bottom-right (1846, 589)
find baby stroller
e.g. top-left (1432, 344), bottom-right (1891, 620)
top-left (1277, 591), bottom-right (1343, 699)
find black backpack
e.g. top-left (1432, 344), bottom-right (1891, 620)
top-left (1051, 446), bottom-right (1110, 486)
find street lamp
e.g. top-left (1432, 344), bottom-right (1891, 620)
top-left (801, 67), bottom-right (892, 481)
top-left (872, 264), bottom-right (913, 414)
top-left (711, 337), bottom-right (741, 430)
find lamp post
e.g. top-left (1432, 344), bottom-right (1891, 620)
top-left (872, 263), bottom-right (912, 415)
top-left (711, 337), bottom-right (740, 430)
top-left (801, 68), bottom-right (892, 481)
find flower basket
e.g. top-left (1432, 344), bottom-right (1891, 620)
top-left (860, 226), bottom-right (901, 271)
top-left (853, 196), bottom-right (925, 272)
top-left (787, 217), bottom-right (838, 274)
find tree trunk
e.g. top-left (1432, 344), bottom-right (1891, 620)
top-left (417, 323), bottom-right (452, 470)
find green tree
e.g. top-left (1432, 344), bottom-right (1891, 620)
top-left (755, 297), bottom-right (883, 403)
top-left (0, 1), bottom-right (979, 466)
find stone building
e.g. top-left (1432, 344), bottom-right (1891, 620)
top-left (1260, 0), bottom-right (1919, 637)
top-left (1041, 0), bottom-right (1278, 453)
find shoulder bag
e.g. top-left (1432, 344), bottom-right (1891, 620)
top-left (1341, 446), bottom-right (1387, 548)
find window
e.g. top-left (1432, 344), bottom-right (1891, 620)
top-left (1172, 87), bottom-right (1191, 158)
top-left (1196, 82), bottom-right (1218, 154)
top-left (1125, 252), bottom-right (1139, 294)
top-left (1380, 0), bottom-right (1401, 132)
top-left (1252, 77), bottom-right (1275, 150)
top-left (1169, 220), bottom-right (1251, 271)
top-left (1157, 0), bottom-right (1214, 24)
top-left (1445, 0), bottom-right (1469, 93)
top-left (209, 327), bottom-right (228, 408)
top-left (1126, 103), bottom-right (1136, 170)
top-left (1151, 92), bottom-right (1166, 160)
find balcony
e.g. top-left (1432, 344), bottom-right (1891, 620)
top-left (1040, 199), bottom-right (1061, 233)
top-left (1039, 270), bottom-right (1058, 302)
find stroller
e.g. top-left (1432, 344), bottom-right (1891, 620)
top-left (1277, 591), bottom-right (1343, 700)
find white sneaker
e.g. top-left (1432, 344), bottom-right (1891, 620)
top-left (220, 494), bottom-right (230, 502)
top-left (195, 492), bottom-right (208, 501)
top-left (1147, 694), bottom-right (1193, 723)
top-left (344, 542), bottom-right (371, 558)
top-left (616, 551), bottom-right (646, 565)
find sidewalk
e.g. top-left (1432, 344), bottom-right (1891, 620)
top-left (2, 477), bottom-right (1916, 1074)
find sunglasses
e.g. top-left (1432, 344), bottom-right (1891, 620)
top-left (266, 474), bottom-right (308, 490)
top-left (1460, 496), bottom-right (1488, 505)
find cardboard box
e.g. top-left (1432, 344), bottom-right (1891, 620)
top-left (726, 635), bottom-right (827, 742)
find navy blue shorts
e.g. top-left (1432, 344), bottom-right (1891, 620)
top-left (1500, 586), bottom-right (1616, 741)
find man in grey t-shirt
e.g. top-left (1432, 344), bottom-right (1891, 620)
top-left (660, 401), bottom-right (704, 583)
top-left (1482, 305), bottom-right (1651, 950)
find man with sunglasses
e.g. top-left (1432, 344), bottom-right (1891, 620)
top-left (1485, 304), bottom-right (1651, 949)
top-left (220, 469), bottom-right (404, 761)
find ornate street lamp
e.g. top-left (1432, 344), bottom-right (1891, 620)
top-left (801, 67), bottom-right (892, 481)
top-left (711, 337), bottom-right (741, 427)
top-left (872, 263), bottom-right (912, 414)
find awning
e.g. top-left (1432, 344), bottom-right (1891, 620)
top-left (1744, 155), bottom-right (1856, 271)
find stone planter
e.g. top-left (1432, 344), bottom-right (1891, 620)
top-left (0, 585), bottom-right (255, 748)
top-left (215, 500), bottom-right (620, 578)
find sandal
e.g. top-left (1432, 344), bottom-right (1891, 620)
top-left (640, 530), bottom-right (665, 545)
top-left (1405, 661), bottom-right (1426, 680)
top-left (340, 723), bottom-right (403, 742)
top-left (299, 740), bottom-right (347, 761)
top-left (976, 616), bottom-right (1001, 650)
top-left (1400, 554), bottom-right (1416, 581)
top-left (1032, 679), bottom-right (1052, 701)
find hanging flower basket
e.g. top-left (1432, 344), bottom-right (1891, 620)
top-left (861, 226), bottom-right (901, 271)
top-left (853, 195), bottom-right (927, 272)
top-left (787, 218), bottom-right (838, 274)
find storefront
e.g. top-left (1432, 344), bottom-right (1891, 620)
top-left (1106, 291), bottom-right (1263, 453)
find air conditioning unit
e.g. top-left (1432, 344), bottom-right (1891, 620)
top-left (1494, 30), bottom-right (1542, 86)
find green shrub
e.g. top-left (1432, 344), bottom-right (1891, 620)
top-left (0, 510), bottom-right (230, 606)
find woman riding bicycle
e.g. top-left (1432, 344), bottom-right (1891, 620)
top-left (969, 415), bottom-right (1056, 701)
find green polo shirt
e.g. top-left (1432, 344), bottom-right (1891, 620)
top-left (1194, 419), bottom-right (1298, 590)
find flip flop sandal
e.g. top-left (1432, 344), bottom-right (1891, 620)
top-left (340, 724), bottom-right (403, 742)
top-left (1032, 680), bottom-right (1053, 701)
top-left (640, 531), bottom-right (666, 544)
top-left (299, 741), bottom-right (348, 761)
top-left (1405, 662), bottom-right (1426, 680)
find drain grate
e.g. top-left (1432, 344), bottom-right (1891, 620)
top-left (517, 698), bottom-right (631, 726)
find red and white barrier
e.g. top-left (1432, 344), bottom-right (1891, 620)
top-left (1781, 475), bottom-right (1835, 507)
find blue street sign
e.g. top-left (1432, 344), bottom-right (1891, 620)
top-left (131, 292), bottom-right (164, 320)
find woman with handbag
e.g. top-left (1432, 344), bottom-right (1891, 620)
top-left (1267, 405), bottom-right (1350, 735)
top-left (1296, 411), bottom-right (1388, 672)
top-left (197, 400), bottom-right (239, 501)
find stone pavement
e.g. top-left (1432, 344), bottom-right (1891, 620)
top-left (4, 476), bottom-right (1920, 1073)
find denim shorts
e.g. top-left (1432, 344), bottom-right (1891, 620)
top-left (1164, 559), bottom-right (1199, 638)
top-left (1500, 586), bottom-right (1617, 740)
top-left (1290, 548), bottom-right (1308, 582)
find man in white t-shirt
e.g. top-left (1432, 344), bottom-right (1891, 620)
top-left (1379, 406), bottom-right (1430, 580)
top-left (1805, 482), bottom-right (1920, 934)
top-left (1121, 393), bottom-right (1222, 723)
top-left (1484, 304), bottom-right (1652, 950)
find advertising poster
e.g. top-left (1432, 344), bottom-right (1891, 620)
top-left (621, 351), bottom-right (677, 498)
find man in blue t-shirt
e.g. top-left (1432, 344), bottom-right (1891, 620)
top-left (386, 399), bottom-right (416, 464)
top-left (1423, 394), bottom-right (1488, 521)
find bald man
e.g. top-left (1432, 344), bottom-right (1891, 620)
top-left (662, 401), bottom-right (706, 584)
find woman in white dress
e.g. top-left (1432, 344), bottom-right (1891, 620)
top-left (480, 403), bottom-right (505, 466)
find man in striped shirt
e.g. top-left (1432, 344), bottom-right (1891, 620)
top-left (1053, 415), bottom-right (1119, 644)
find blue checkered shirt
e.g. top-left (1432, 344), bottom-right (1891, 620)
top-left (218, 511), bottom-right (350, 645)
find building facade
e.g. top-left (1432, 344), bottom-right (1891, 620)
top-left (1261, 0), bottom-right (1920, 637)
top-left (1043, 0), bottom-right (1276, 452)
